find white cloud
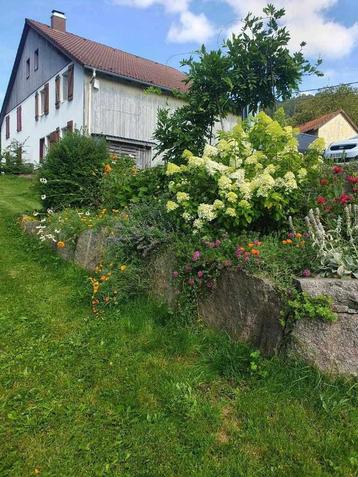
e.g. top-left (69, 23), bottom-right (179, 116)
top-left (225, 0), bottom-right (358, 59)
top-left (112, 0), bottom-right (215, 42)
top-left (111, 0), bottom-right (358, 58)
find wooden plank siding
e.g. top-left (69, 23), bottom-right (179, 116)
top-left (90, 77), bottom-right (184, 144)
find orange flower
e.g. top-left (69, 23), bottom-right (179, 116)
top-left (248, 242), bottom-right (255, 248)
top-left (295, 233), bottom-right (302, 239)
top-left (286, 239), bottom-right (293, 244)
top-left (92, 298), bottom-right (99, 305)
top-left (57, 241), bottom-right (65, 249)
top-left (100, 274), bottom-right (109, 282)
top-left (103, 164), bottom-right (112, 174)
top-left (282, 240), bottom-right (287, 245)
top-left (251, 249), bottom-right (260, 256)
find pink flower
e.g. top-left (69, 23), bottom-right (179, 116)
top-left (206, 280), bottom-right (214, 289)
top-left (214, 239), bottom-right (221, 248)
top-left (187, 277), bottom-right (195, 287)
top-left (302, 269), bottom-right (311, 277)
top-left (223, 259), bottom-right (232, 267)
top-left (316, 195), bottom-right (327, 205)
top-left (287, 232), bottom-right (295, 239)
top-left (172, 271), bottom-right (179, 278)
top-left (338, 193), bottom-right (352, 205)
top-left (192, 251), bottom-right (201, 262)
top-left (332, 165), bottom-right (343, 174)
top-left (206, 241), bottom-right (215, 249)
top-left (197, 270), bottom-right (204, 278)
top-left (347, 175), bottom-right (358, 184)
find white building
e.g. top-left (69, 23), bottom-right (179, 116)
top-left (0, 10), bottom-right (238, 167)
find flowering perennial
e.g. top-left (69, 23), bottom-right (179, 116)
top-left (165, 112), bottom-right (323, 234)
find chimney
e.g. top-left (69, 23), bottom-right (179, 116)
top-left (51, 10), bottom-right (66, 32)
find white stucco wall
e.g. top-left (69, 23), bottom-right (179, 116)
top-left (1, 63), bottom-right (84, 165)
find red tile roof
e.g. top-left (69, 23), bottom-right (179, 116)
top-left (299, 109), bottom-right (358, 134)
top-left (27, 19), bottom-right (188, 93)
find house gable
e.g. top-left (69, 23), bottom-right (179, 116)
top-left (2, 26), bottom-right (71, 118)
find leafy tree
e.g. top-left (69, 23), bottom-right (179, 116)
top-left (154, 3), bottom-right (322, 164)
top-left (281, 85), bottom-right (358, 127)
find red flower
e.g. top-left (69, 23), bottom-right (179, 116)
top-left (332, 165), bottom-right (343, 174)
top-left (316, 195), bottom-right (327, 205)
top-left (338, 193), bottom-right (352, 205)
top-left (324, 206), bottom-right (333, 213)
top-left (320, 178), bottom-right (329, 186)
top-left (347, 175), bottom-right (358, 184)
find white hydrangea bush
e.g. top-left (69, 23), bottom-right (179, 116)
top-left (165, 112), bottom-right (323, 234)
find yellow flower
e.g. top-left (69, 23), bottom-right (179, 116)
top-left (225, 207), bottom-right (236, 217)
top-left (166, 162), bottom-right (181, 176)
top-left (166, 200), bottom-right (179, 212)
top-left (103, 164), bottom-right (112, 174)
top-left (218, 175), bottom-right (232, 191)
top-left (176, 191), bottom-right (190, 203)
top-left (120, 264), bottom-right (127, 272)
top-left (226, 191), bottom-right (238, 203)
top-left (57, 241), bottom-right (65, 249)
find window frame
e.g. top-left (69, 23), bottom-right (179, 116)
top-left (26, 58), bottom-right (30, 79)
top-left (34, 49), bottom-right (39, 71)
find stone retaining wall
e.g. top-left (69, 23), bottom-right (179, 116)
top-left (21, 220), bottom-right (358, 377)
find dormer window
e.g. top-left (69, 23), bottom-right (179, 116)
top-left (26, 58), bottom-right (30, 79)
top-left (34, 49), bottom-right (39, 71)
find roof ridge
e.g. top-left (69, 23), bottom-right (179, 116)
top-left (26, 18), bottom-right (185, 75)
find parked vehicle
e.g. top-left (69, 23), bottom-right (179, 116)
top-left (325, 136), bottom-right (358, 162)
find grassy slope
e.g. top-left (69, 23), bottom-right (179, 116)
top-left (0, 176), bottom-right (357, 477)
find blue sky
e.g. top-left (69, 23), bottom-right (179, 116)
top-left (0, 0), bottom-right (357, 106)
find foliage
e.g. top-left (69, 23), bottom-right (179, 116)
top-left (37, 131), bottom-right (108, 210)
top-left (281, 85), bottom-right (358, 128)
top-left (287, 292), bottom-right (337, 322)
top-left (100, 155), bottom-right (167, 209)
top-left (0, 139), bottom-right (34, 175)
top-left (225, 4), bottom-right (322, 114)
top-left (89, 202), bottom-right (175, 311)
top-left (154, 4), bottom-right (321, 164)
top-left (310, 163), bottom-right (358, 215)
top-left (305, 205), bottom-right (358, 278)
top-left (2, 176), bottom-right (358, 477)
top-left (165, 112), bottom-right (323, 235)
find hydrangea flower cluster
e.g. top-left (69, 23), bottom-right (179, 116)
top-left (165, 112), bottom-right (323, 234)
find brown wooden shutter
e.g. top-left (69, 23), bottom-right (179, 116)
top-left (55, 75), bottom-right (60, 109)
top-left (5, 116), bottom-right (10, 139)
top-left (67, 120), bottom-right (74, 133)
top-left (44, 83), bottom-right (49, 115)
top-left (35, 92), bottom-right (39, 121)
top-left (16, 106), bottom-right (22, 132)
top-left (67, 64), bottom-right (74, 101)
top-left (39, 138), bottom-right (45, 162)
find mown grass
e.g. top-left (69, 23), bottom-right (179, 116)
top-left (0, 176), bottom-right (357, 477)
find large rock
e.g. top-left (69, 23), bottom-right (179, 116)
top-left (199, 270), bottom-right (283, 355)
top-left (74, 229), bottom-right (106, 272)
top-left (150, 249), bottom-right (179, 308)
top-left (287, 278), bottom-right (358, 377)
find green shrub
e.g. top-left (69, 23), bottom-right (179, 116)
top-left (37, 132), bottom-right (109, 210)
top-left (164, 112), bottom-right (324, 235)
top-left (100, 156), bottom-right (167, 209)
top-left (0, 140), bottom-right (34, 175)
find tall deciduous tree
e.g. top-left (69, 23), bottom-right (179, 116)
top-left (154, 3), bottom-right (322, 164)
top-left (281, 85), bottom-right (358, 127)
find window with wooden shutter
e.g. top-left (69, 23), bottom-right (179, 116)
top-left (39, 137), bottom-right (45, 162)
top-left (35, 92), bottom-right (39, 121)
top-left (5, 116), bottom-right (10, 139)
top-left (67, 120), bottom-right (74, 133)
top-left (67, 64), bottom-right (74, 101)
top-left (55, 76), bottom-right (60, 109)
top-left (44, 83), bottom-right (49, 115)
top-left (16, 106), bottom-right (22, 132)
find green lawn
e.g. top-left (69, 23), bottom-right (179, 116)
top-left (0, 176), bottom-right (357, 477)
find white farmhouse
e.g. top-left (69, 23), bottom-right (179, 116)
top-left (0, 10), bottom-right (238, 167)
